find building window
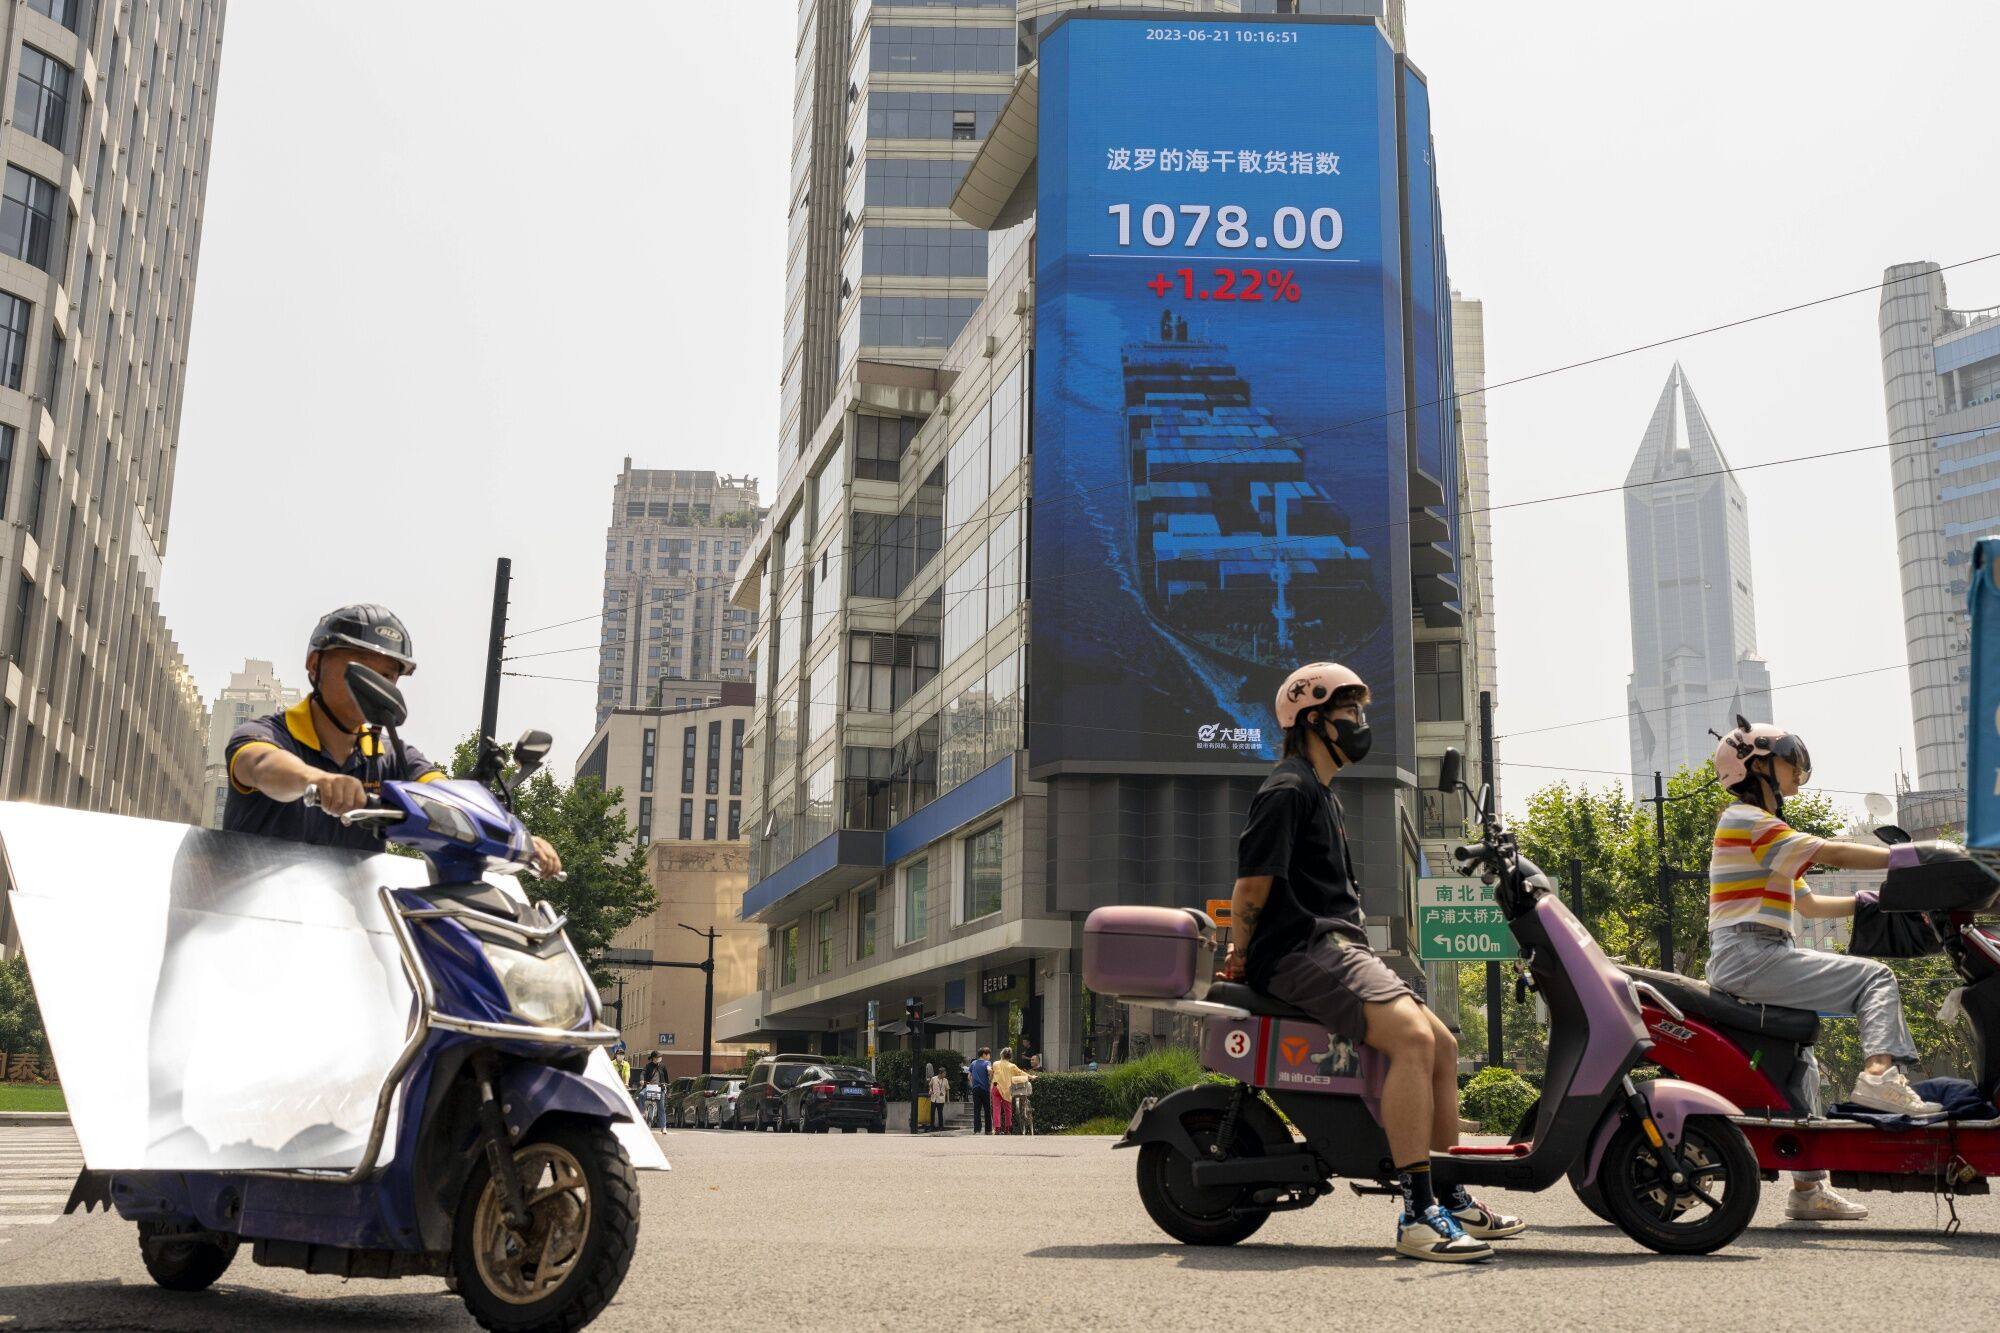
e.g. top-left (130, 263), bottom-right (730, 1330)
top-left (853, 413), bottom-right (917, 483)
top-left (901, 857), bottom-right (929, 945)
top-left (636, 796), bottom-right (652, 847)
top-left (681, 725), bottom-right (696, 792)
top-left (0, 423), bottom-right (14, 520)
top-left (678, 798), bottom-right (693, 840)
top-left (703, 798), bottom-right (717, 840)
top-left (15, 46), bottom-right (72, 150)
top-left (0, 294), bottom-right (29, 391)
top-left (843, 744), bottom-right (893, 830)
top-left (10, 574), bottom-right (32, 659)
top-left (730, 718), bottom-right (744, 794)
top-left (815, 902), bottom-right (836, 973)
top-left (640, 726), bottom-right (656, 793)
top-left (779, 922), bottom-right (799, 986)
top-left (27, 0), bottom-right (81, 32)
top-left (706, 719), bottom-right (721, 794)
top-left (856, 885), bottom-right (877, 960)
top-left (727, 799), bottom-right (741, 839)
top-left (963, 823), bottom-right (1003, 923)
top-left (1414, 642), bottom-right (1464, 723)
top-left (1, 166), bottom-right (58, 271)
top-left (952, 109), bottom-right (977, 141)
top-left (41, 325), bottom-right (61, 407)
top-left (25, 448), bottom-right (48, 540)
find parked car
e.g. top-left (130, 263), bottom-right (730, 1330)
top-left (737, 1055), bottom-right (827, 1131)
top-left (778, 1063), bottom-right (886, 1134)
top-left (682, 1074), bottom-right (738, 1128)
top-left (694, 1076), bottom-right (744, 1128)
top-left (661, 1076), bottom-right (702, 1128)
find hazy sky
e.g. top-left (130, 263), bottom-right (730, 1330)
top-left (165, 2), bottom-right (2000, 816)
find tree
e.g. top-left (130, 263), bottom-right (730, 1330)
top-left (0, 953), bottom-right (47, 1061)
top-left (447, 737), bottom-right (657, 985)
top-left (1512, 763), bottom-right (1845, 977)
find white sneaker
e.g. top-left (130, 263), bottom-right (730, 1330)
top-left (1395, 1205), bottom-right (1493, 1263)
top-left (1848, 1068), bottom-right (1943, 1117)
top-left (1785, 1183), bottom-right (1869, 1221)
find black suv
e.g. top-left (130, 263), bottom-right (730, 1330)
top-left (738, 1054), bottom-right (826, 1131)
top-left (778, 1062), bottom-right (886, 1134)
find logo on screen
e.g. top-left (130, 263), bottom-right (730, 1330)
top-left (1196, 723), bottom-right (1263, 753)
top-left (1279, 1036), bottom-right (1312, 1066)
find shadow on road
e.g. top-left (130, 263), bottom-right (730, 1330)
top-left (0, 1278), bottom-right (471, 1330)
top-left (1026, 1242), bottom-right (1756, 1270)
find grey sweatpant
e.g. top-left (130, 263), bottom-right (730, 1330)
top-left (1708, 924), bottom-right (1918, 1185)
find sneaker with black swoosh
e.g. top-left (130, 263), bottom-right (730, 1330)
top-left (1395, 1205), bottom-right (1494, 1262)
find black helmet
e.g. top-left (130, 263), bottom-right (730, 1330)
top-left (309, 604), bottom-right (417, 675)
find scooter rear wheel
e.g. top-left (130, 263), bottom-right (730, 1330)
top-left (452, 1119), bottom-right (639, 1333)
top-left (1136, 1109), bottom-right (1271, 1246)
top-left (1599, 1114), bottom-right (1758, 1255)
top-left (136, 1221), bottom-right (238, 1292)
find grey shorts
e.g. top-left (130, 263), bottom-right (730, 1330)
top-left (1262, 933), bottom-right (1414, 1041)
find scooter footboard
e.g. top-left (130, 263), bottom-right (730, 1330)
top-left (1580, 1079), bottom-right (1743, 1188)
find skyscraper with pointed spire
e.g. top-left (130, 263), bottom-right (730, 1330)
top-left (1625, 364), bottom-right (1773, 789)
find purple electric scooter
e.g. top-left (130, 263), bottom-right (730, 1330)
top-left (1084, 748), bottom-right (1760, 1255)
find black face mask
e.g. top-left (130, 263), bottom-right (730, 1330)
top-left (1316, 716), bottom-right (1373, 767)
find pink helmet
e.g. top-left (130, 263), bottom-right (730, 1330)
top-left (1275, 662), bottom-right (1369, 730)
top-left (1712, 714), bottom-right (1812, 789)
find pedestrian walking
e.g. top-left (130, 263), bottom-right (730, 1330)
top-left (1013, 1055), bottom-right (1040, 1135)
top-left (928, 1067), bottom-right (949, 1132)
top-left (989, 1047), bottom-right (1027, 1135)
top-left (968, 1048), bottom-right (993, 1134)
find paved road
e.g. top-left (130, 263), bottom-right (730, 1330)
top-left (2, 1123), bottom-right (1996, 1330)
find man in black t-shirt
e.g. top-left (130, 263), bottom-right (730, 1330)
top-left (1220, 662), bottom-right (1522, 1262)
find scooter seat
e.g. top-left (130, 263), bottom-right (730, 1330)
top-left (1622, 965), bottom-right (1820, 1045)
top-left (1206, 981), bottom-right (1320, 1023)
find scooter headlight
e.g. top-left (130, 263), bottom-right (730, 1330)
top-left (482, 941), bottom-right (589, 1029)
top-left (406, 788), bottom-right (479, 844)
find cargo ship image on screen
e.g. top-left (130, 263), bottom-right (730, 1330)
top-left (1124, 311), bottom-right (1381, 682)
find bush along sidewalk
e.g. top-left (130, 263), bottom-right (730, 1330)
top-left (1458, 1064), bottom-right (1539, 1136)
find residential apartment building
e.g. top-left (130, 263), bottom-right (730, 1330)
top-left (594, 464), bottom-right (761, 726)
top-left (1878, 262), bottom-right (1998, 826)
top-left (574, 683), bottom-right (752, 848)
top-left (201, 657), bottom-right (299, 827)
top-left (0, 0), bottom-right (225, 953)
top-left (1624, 364), bottom-right (1773, 789)
top-left (722, 2), bottom-right (1472, 1069)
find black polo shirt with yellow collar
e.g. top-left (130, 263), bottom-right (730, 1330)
top-left (223, 698), bottom-right (445, 850)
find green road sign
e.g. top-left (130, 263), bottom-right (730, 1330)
top-left (1415, 876), bottom-right (1521, 963)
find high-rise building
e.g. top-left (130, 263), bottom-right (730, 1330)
top-left (595, 464), bottom-right (762, 726)
top-left (0, 5), bottom-right (223, 856)
top-left (575, 682), bottom-right (753, 849)
top-left (201, 658), bottom-right (301, 827)
top-left (1624, 364), bottom-right (1773, 788)
top-left (723, 3), bottom-right (1472, 1068)
top-left (1878, 262), bottom-right (1997, 820)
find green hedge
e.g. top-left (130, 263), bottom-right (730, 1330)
top-left (1028, 1048), bottom-right (1215, 1133)
top-left (1030, 1071), bottom-right (1114, 1132)
top-left (873, 1048), bottom-right (968, 1101)
top-left (1459, 1064), bottom-right (1539, 1135)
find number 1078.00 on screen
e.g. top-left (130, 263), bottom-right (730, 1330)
top-left (1107, 203), bottom-right (1344, 251)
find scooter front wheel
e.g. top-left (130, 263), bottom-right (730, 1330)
top-left (452, 1119), bottom-right (639, 1333)
top-left (1136, 1109), bottom-right (1271, 1246)
top-left (1599, 1114), bottom-right (1758, 1255)
top-left (136, 1221), bottom-right (238, 1292)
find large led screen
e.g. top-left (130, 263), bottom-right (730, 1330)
top-left (1030, 16), bottom-right (1406, 770)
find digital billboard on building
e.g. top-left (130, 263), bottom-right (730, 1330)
top-left (1030, 15), bottom-right (1409, 773)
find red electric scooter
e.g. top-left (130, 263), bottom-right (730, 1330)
top-left (1571, 842), bottom-right (2000, 1222)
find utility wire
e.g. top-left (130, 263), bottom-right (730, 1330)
top-left (502, 250), bottom-right (2000, 644)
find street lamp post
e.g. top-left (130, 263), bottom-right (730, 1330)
top-left (601, 925), bottom-right (720, 1075)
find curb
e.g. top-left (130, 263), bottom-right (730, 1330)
top-left (0, 1110), bottom-right (70, 1126)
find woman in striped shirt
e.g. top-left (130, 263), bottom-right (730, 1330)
top-left (1705, 717), bottom-right (1941, 1220)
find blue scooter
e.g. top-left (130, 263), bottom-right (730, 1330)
top-left (75, 664), bottom-right (641, 1332)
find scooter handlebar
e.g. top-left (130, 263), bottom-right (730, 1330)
top-left (300, 782), bottom-right (399, 827)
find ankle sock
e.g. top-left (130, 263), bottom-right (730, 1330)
top-left (1397, 1161), bottom-right (1435, 1215)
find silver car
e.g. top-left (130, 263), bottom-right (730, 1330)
top-left (696, 1076), bottom-right (745, 1129)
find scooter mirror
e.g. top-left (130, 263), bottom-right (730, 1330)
top-left (513, 729), bottom-right (554, 780)
top-left (1437, 748), bottom-right (1462, 794)
top-left (1873, 824), bottom-right (1912, 846)
top-left (343, 662), bottom-right (409, 730)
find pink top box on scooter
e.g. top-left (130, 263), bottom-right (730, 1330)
top-left (1082, 906), bottom-right (1216, 1000)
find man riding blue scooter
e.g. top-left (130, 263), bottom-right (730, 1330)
top-left (1218, 662), bottom-right (1524, 1261)
top-left (226, 603), bottom-right (561, 874)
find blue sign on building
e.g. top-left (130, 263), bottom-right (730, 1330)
top-left (1030, 14), bottom-right (1430, 773)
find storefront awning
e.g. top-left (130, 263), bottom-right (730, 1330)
top-left (876, 1011), bottom-right (987, 1037)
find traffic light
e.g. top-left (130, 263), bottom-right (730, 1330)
top-left (904, 996), bottom-right (924, 1024)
